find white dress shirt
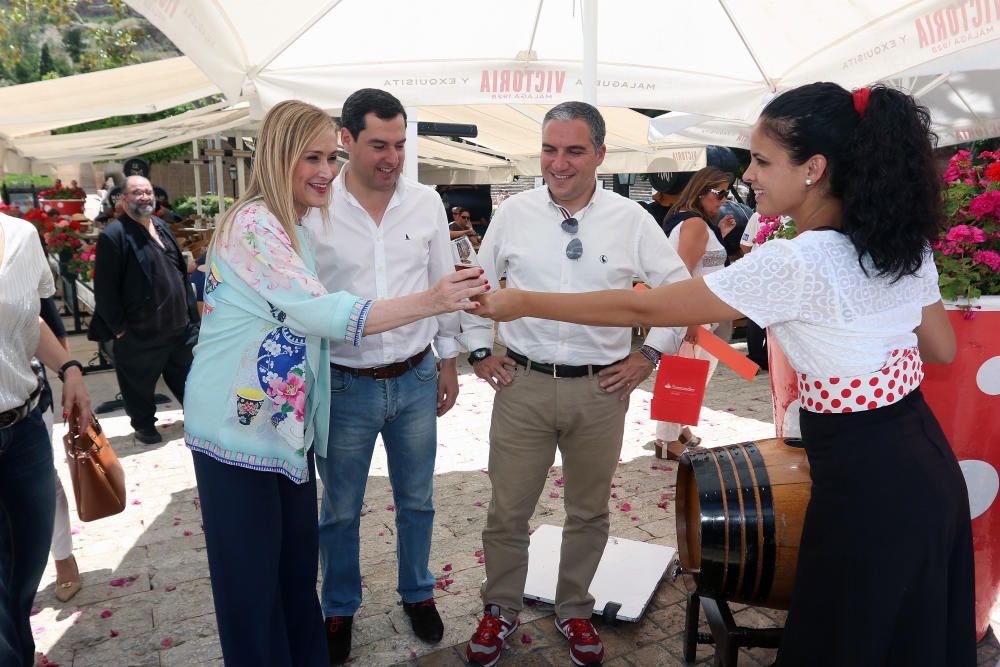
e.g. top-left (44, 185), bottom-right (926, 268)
top-left (303, 165), bottom-right (460, 366)
top-left (461, 183), bottom-right (689, 364)
top-left (0, 214), bottom-right (55, 411)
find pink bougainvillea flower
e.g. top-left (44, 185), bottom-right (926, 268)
top-left (521, 633), bottom-right (533, 644)
top-left (657, 502), bottom-right (668, 509)
top-left (473, 501), bottom-right (483, 507)
top-left (553, 477), bottom-right (565, 487)
top-left (386, 504), bottom-right (395, 511)
top-left (109, 629), bottom-right (119, 637)
top-left (183, 530), bottom-right (193, 537)
top-left (477, 556), bottom-right (486, 564)
top-left (130, 499), bottom-right (141, 505)
top-left (610, 492), bottom-right (618, 499)
top-left (160, 637), bottom-right (174, 649)
top-left (100, 610), bottom-right (113, 618)
top-left (549, 492), bottom-right (560, 499)
top-left (620, 502), bottom-right (632, 511)
top-left (442, 563), bottom-right (453, 572)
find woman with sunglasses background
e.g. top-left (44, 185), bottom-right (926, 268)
top-left (654, 166), bottom-right (737, 460)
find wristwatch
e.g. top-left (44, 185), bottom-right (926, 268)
top-left (468, 348), bottom-right (492, 366)
top-left (58, 359), bottom-right (84, 382)
top-left (638, 344), bottom-right (662, 367)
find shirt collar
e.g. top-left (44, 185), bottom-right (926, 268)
top-left (545, 179), bottom-right (601, 219)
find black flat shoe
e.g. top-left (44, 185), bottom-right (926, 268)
top-left (325, 615), bottom-right (353, 664)
top-left (403, 598), bottom-right (444, 643)
top-left (134, 427), bottom-right (162, 445)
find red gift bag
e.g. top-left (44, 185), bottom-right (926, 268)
top-left (650, 353), bottom-right (711, 425)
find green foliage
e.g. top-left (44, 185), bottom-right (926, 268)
top-left (3, 173), bottom-right (54, 188)
top-left (63, 26), bottom-right (84, 63)
top-left (173, 195), bottom-right (235, 219)
top-left (39, 42), bottom-right (54, 78)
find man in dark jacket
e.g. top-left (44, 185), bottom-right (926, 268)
top-left (94, 176), bottom-right (197, 444)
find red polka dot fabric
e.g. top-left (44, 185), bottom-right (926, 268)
top-left (797, 348), bottom-right (924, 414)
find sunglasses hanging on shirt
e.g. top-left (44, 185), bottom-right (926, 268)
top-left (557, 206), bottom-right (583, 259)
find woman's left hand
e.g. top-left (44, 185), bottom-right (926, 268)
top-left (61, 368), bottom-right (93, 432)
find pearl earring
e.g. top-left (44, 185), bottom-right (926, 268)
top-left (805, 178), bottom-right (814, 186)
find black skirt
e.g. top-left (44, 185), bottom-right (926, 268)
top-left (776, 390), bottom-right (976, 667)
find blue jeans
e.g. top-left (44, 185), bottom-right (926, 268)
top-left (0, 409), bottom-right (55, 667)
top-left (317, 353), bottom-right (438, 617)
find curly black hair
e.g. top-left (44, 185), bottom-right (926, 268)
top-left (760, 82), bottom-right (942, 281)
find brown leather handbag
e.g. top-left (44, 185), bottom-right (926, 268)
top-left (63, 407), bottom-right (127, 521)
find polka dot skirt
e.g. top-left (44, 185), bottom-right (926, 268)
top-left (797, 348), bottom-right (924, 414)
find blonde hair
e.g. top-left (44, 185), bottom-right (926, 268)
top-left (666, 166), bottom-right (733, 221)
top-left (212, 100), bottom-right (336, 256)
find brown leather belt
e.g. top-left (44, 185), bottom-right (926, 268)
top-left (0, 382), bottom-right (42, 429)
top-left (330, 345), bottom-right (432, 381)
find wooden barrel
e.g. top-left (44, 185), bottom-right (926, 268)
top-left (676, 438), bottom-right (811, 609)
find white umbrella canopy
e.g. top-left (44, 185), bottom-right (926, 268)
top-left (648, 69), bottom-right (1000, 150)
top-left (127, 0), bottom-right (1000, 121)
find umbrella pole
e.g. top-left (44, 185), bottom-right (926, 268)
top-left (582, 0), bottom-right (597, 104)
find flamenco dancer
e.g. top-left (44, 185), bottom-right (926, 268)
top-left (478, 82), bottom-right (976, 665)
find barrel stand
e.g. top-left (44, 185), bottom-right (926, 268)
top-left (684, 592), bottom-right (783, 666)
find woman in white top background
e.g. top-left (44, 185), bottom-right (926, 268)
top-left (0, 212), bottom-right (92, 667)
top-left (655, 166), bottom-right (737, 460)
top-left (479, 82), bottom-right (975, 665)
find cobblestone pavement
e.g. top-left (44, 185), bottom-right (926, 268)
top-left (32, 337), bottom-right (1000, 666)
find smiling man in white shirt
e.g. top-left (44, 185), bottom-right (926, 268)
top-left (462, 101), bottom-right (690, 667)
top-left (303, 89), bottom-right (458, 664)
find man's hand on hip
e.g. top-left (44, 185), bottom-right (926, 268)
top-left (474, 354), bottom-right (517, 392)
top-left (598, 351), bottom-right (655, 401)
top-left (437, 357), bottom-right (460, 417)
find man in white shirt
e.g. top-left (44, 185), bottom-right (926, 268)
top-left (303, 89), bottom-right (457, 664)
top-left (462, 101), bottom-right (689, 667)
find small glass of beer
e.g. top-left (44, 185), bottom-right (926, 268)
top-left (451, 235), bottom-right (478, 273)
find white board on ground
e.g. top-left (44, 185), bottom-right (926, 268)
top-left (523, 524), bottom-right (677, 622)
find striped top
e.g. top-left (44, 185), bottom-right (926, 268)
top-left (0, 214), bottom-right (54, 412)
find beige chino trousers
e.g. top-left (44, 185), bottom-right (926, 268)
top-left (482, 361), bottom-right (629, 621)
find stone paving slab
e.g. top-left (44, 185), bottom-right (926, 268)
top-left (30, 335), bottom-right (1000, 666)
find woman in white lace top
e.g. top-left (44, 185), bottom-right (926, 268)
top-left (479, 82), bottom-right (975, 665)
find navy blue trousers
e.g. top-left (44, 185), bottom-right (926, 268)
top-left (192, 451), bottom-right (326, 667)
top-left (0, 409), bottom-right (55, 667)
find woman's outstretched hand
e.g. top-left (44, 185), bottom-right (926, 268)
top-left (430, 268), bottom-right (490, 313)
top-left (474, 288), bottom-right (523, 322)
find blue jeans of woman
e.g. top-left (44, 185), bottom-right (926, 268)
top-left (317, 352), bottom-right (439, 617)
top-left (0, 408), bottom-right (56, 667)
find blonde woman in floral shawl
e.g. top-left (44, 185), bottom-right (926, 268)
top-left (183, 100), bottom-right (487, 667)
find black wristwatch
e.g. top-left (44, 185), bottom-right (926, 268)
top-left (58, 359), bottom-right (84, 382)
top-left (468, 348), bottom-right (492, 366)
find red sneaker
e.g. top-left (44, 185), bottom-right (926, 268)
top-left (555, 617), bottom-right (605, 666)
top-left (466, 604), bottom-right (519, 666)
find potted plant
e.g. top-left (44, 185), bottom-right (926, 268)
top-left (38, 179), bottom-right (87, 215)
top-left (921, 147), bottom-right (1000, 641)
